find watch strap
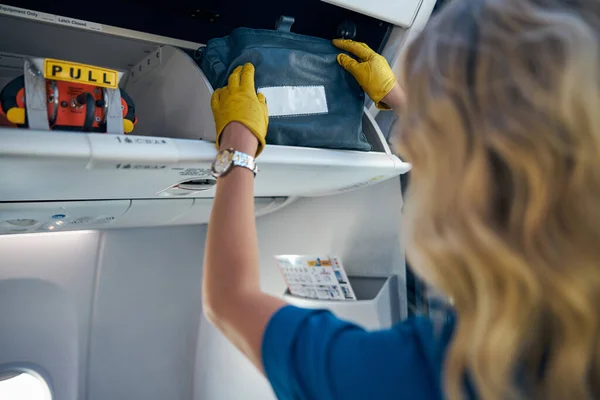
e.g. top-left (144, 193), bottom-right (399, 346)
top-left (231, 150), bottom-right (258, 176)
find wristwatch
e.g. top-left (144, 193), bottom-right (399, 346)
top-left (211, 148), bottom-right (258, 178)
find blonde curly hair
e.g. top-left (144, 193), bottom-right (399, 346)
top-left (395, 0), bottom-right (600, 398)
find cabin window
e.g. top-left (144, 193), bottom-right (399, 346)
top-left (0, 371), bottom-right (51, 400)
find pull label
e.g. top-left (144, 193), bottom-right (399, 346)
top-left (44, 59), bottom-right (118, 89)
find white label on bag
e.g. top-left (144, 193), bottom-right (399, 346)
top-left (258, 86), bottom-right (328, 117)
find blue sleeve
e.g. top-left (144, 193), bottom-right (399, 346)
top-left (262, 305), bottom-right (448, 400)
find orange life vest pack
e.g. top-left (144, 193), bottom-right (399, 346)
top-left (0, 60), bottom-right (137, 133)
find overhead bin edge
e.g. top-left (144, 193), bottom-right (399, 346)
top-left (0, 4), bottom-right (201, 50)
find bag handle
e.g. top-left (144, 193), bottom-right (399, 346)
top-left (275, 16), bottom-right (295, 32)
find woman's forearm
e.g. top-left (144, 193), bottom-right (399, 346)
top-left (203, 123), bottom-right (261, 311)
top-left (202, 65), bottom-right (286, 372)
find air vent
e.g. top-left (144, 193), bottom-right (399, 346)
top-left (177, 179), bottom-right (216, 191)
top-left (6, 219), bottom-right (38, 227)
top-left (158, 178), bottom-right (217, 197)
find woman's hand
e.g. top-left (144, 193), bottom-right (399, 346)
top-left (211, 63), bottom-right (268, 156)
top-left (333, 39), bottom-right (399, 110)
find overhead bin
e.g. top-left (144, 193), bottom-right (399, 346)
top-left (0, 3), bottom-right (411, 205)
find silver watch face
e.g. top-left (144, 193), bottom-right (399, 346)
top-left (211, 149), bottom-right (233, 177)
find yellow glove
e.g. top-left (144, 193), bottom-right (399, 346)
top-left (211, 63), bottom-right (268, 156)
top-left (333, 39), bottom-right (396, 110)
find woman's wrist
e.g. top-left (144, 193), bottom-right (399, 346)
top-left (219, 122), bottom-right (259, 156)
top-left (381, 83), bottom-right (406, 111)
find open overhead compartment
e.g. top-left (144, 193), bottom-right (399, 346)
top-left (0, 1), bottom-right (392, 51)
top-left (0, 3), bottom-right (410, 207)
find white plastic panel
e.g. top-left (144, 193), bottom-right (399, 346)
top-left (0, 130), bottom-right (91, 202)
top-left (362, 107), bottom-right (392, 153)
top-left (0, 230), bottom-right (101, 400)
top-left (0, 197), bottom-right (292, 234)
top-left (254, 197), bottom-right (296, 218)
top-left (0, 200), bottom-right (131, 234)
top-left (283, 276), bottom-right (401, 330)
top-left (125, 46), bottom-right (217, 142)
top-left (110, 199), bottom-right (194, 228)
top-left (183, 197), bottom-right (287, 225)
top-left (194, 313), bottom-right (276, 400)
top-left (88, 226), bottom-right (206, 400)
top-left (86, 133), bottom-right (180, 169)
top-left (0, 129), bottom-right (409, 201)
top-left (321, 0), bottom-right (422, 27)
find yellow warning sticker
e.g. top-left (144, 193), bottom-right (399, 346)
top-left (44, 58), bottom-right (118, 89)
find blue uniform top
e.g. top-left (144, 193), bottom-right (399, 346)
top-left (262, 305), bottom-right (455, 400)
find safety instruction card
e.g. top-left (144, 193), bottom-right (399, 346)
top-left (275, 255), bottom-right (357, 301)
